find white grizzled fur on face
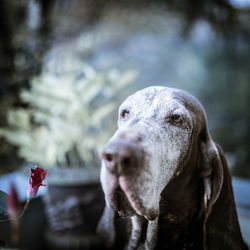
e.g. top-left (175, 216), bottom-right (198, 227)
top-left (101, 86), bottom-right (194, 220)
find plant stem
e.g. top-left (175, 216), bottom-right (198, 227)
top-left (18, 198), bottom-right (31, 218)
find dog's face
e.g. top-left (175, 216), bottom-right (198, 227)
top-left (101, 86), bottom-right (204, 220)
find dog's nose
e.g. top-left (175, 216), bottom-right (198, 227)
top-left (102, 141), bottom-right (140, 175)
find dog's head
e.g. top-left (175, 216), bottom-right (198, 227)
top-left (100, 86), bottom-right (220, 221)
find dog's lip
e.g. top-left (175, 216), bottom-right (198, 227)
top-left (116, 186), bottom-right (126, 214)
top-left (109, 184), bottom-right (135, 217)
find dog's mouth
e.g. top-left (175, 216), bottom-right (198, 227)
top-left (110, 185), bottom-right (136, 217)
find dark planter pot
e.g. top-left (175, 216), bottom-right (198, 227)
top-left (42, 183), bottom-right (105, 250)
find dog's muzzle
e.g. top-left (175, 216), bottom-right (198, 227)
top-left (102, 140), bottom-right (143, 177)
top-left (102, 139), bottom-right (145, 216)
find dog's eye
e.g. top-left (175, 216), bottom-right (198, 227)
top-left (171, 114), bottom-right (182, 123)
top-left (121, 109), bottom-right (129, 119)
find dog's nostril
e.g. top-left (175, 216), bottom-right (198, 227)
top-left (103, 152), bottom-right (116, 173)
top-left (122, 157), bottom-right (131, 166)
top-left (103, 153), bottom-right (113, 162)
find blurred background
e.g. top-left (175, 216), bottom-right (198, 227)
top-left (0, 0), bottom-right (250, 249)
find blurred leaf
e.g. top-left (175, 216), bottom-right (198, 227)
top-left (8, 109), bottom-right (31, 130)
top-left (80, 78), bottom-right (104, 104)
top-left (90, 103), bottom-right (116, 125)
top-left (113, 70), bottom-right (138, 90)
top-left (0, 129), bottom-right (32, 146)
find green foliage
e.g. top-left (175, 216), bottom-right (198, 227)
top-left (0, 66), bottom-right (137, 168)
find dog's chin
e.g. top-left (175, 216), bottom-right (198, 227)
top-left (103, 170), bottom-right (159, 220)
top-left (118, 177), bottom-right (160, 221)
top-left (107, 185), bottom-right (159, 221)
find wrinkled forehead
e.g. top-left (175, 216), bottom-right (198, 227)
top-left (120, 86), bottom-right (191, 116)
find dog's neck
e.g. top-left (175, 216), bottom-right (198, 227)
top-left (157, 145), bottom-right (204, 249)
top-left (156, 171), bottom-right (204, 249)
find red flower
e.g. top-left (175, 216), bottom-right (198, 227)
top-left (7, 182), bottom-right (21, 218)
top-left (27, 166), bottom-right (47, 199)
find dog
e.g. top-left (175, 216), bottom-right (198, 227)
top-left (97, 86), bottom-right (248, 250)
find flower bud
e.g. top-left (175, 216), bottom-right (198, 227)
top-left (27, 166), bottom-right (47, 199)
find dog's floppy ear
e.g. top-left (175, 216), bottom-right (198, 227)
top-left (97, 205), bottom-right (116, 249)
top-left (200, 131), bottom-right (223, 214)
top-left (199, 128), bottom-right (225, 249)
top-left (199, 128), bottom-right (247, 250)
